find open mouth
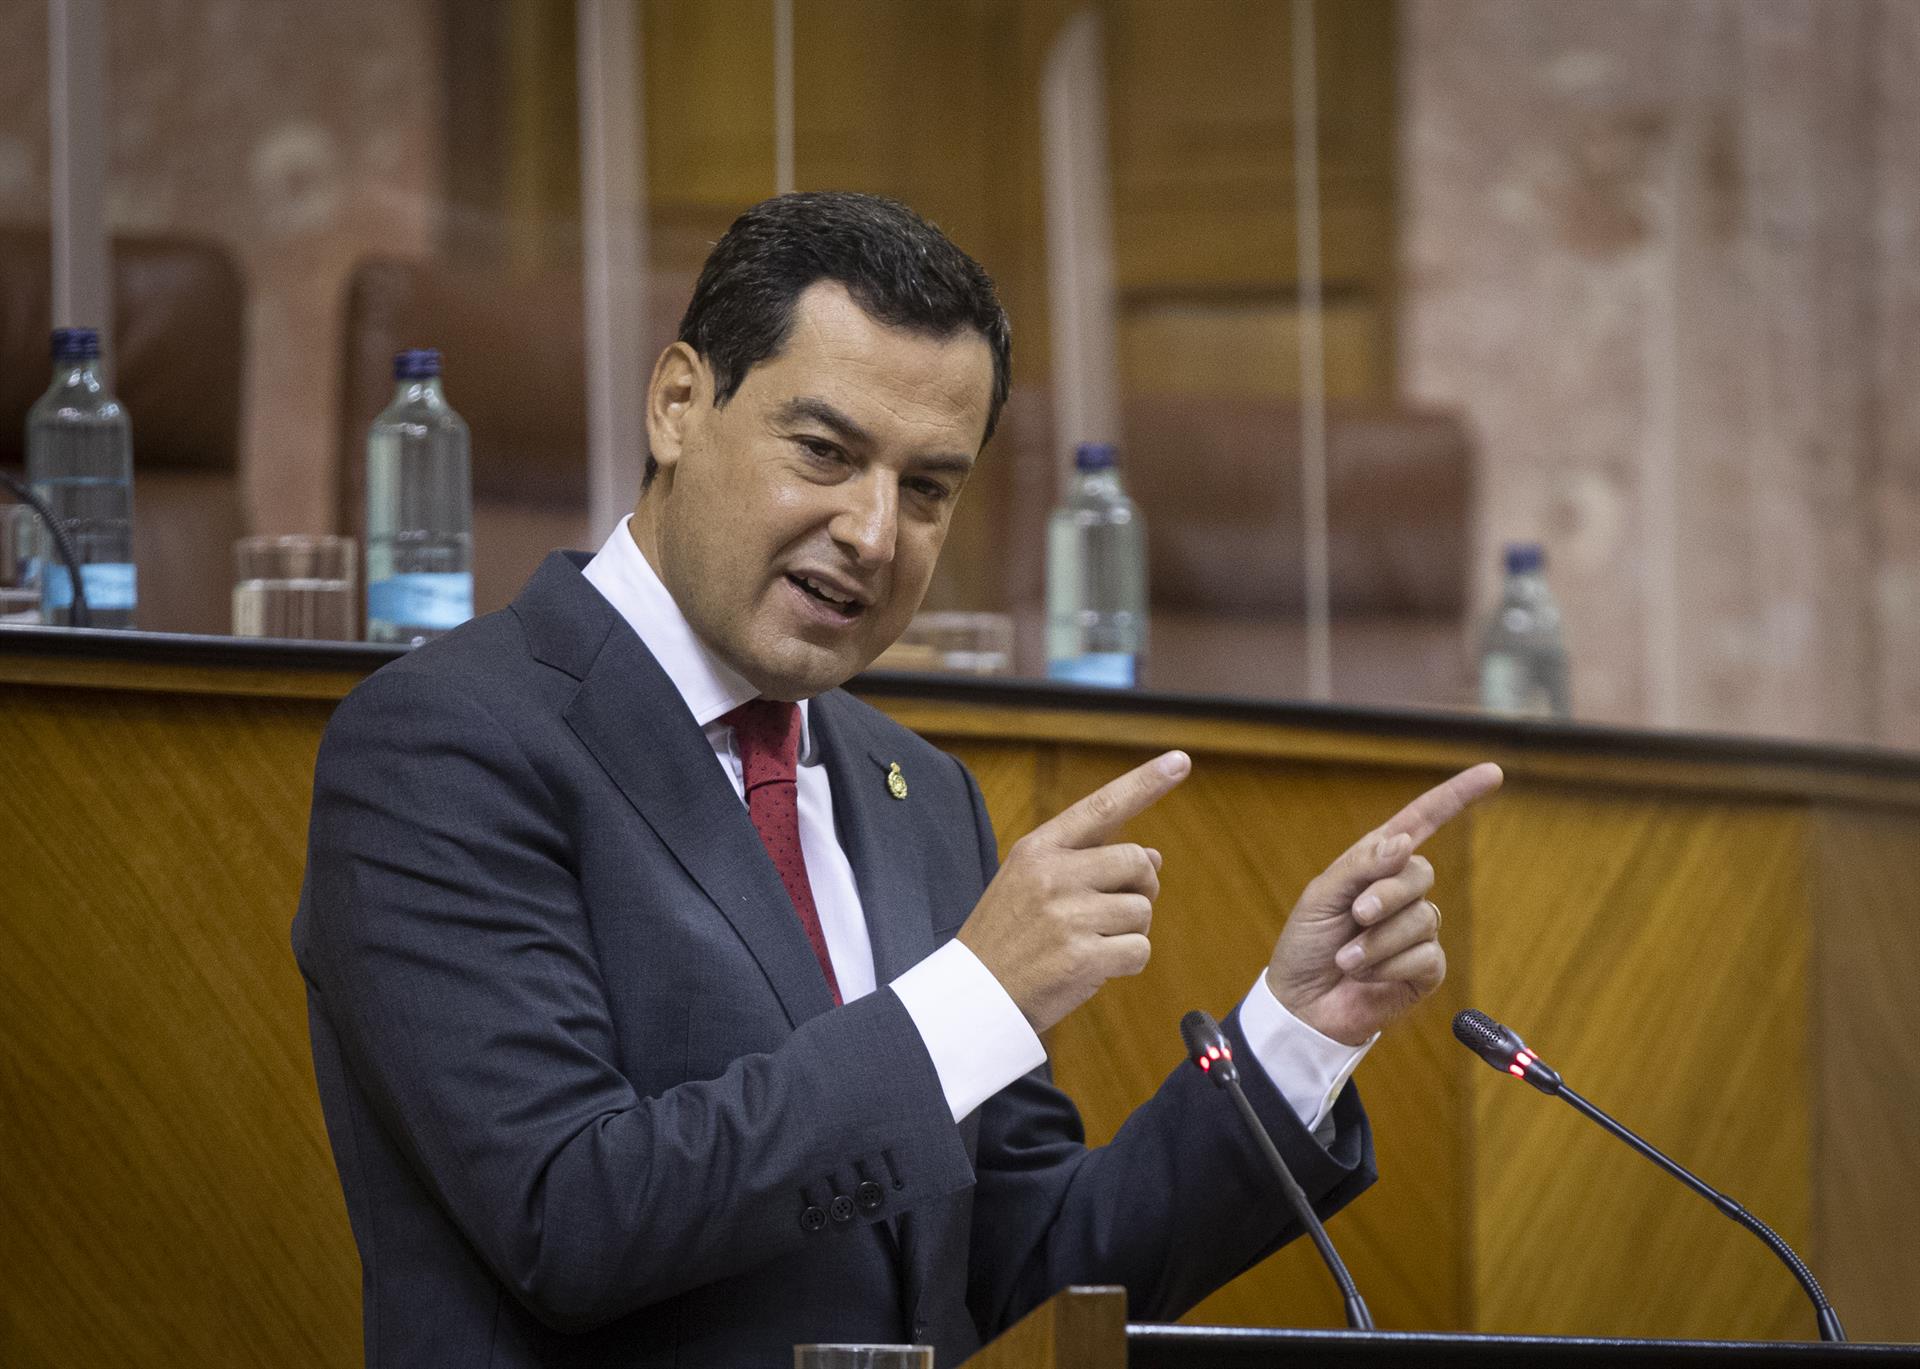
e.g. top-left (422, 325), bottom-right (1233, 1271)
top-left (786, 572), bottom-right (865, 619)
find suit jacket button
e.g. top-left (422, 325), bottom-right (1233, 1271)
top-left (855, 1180), bottom-right (885, 1213)
top-left (800, 1205), bottom-right (828, 1232)
top-left (829, 1194), bottom-right (855, 1223)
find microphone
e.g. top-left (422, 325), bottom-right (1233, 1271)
top-left (1452, 1008), bottom-right (1846, 1343)
top-left (1180, 1010), bottom-right (1373, 1331)
top-left (1451, 1007), bottom-right (1562, 1094)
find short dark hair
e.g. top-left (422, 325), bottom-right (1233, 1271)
top-left (649, 191), bottom-right (1013, 485)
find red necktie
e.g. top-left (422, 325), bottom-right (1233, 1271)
top-left (721, 699), bottom-right (842, 1005)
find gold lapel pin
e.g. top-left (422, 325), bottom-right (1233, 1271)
top-left (886, 762), bottom-right (908, 800)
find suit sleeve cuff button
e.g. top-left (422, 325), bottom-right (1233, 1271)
top-left (855, 1180), bottom-right (885, 1213)
top-left (800, 1205), bottom-right (828, 1232)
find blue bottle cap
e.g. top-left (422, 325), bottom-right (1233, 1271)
top-left (1504, 542), bottom-right (1545, 575)
top-left (1074, 442), bottom-right (1118, 472)
top-left (51, 327), bottom-right (101, 361)
top-left (394, 348), bottom-right (443, 380)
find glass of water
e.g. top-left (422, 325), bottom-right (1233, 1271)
top-left (793, 1347), bottom-right (933, 1369)
top-left (1, 503), bottom-right (41, 624)
top-left (231, 535), bottom-right (357, 641)
top-left (875, 611), bottom-right (1013, 676)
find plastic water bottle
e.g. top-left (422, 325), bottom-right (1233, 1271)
top-left (1046, 443), bottom-right (1147, 687)
top-left (365, 348), bottom-right (473, 645)
top-left (25, 327), bottom-right (136, 628)
top-left (1478, 542), bottom-right (1570, 719)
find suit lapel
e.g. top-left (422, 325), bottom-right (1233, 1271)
top-left (811, 693), bottom-right (937, 983)
top-left (536, 561), bottom-right (837, 1029)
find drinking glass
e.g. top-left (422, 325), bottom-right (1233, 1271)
top-left (0, 502), bottom-right (41, 624)
top-left (231, 534), bottom-right (357, 641)
top-left (793, 1346), bottom-right (934, 1369)
top-left (875, 610), bottom-right (1013, 676)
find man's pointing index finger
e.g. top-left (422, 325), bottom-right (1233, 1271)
top-left (1377, 762), bottom-right (1505, 850)
top-left (1034, 750), bottom-right (1192, 851)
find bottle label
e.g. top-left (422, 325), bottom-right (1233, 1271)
top-left (1480, 651), bottom-right (1549, 717)
top-left (368, 572), bottom-right (473, 630)
top-left (40, 561), bottom-right (137, 612)
top-left (1048, 653), bottom-right (1138, 688)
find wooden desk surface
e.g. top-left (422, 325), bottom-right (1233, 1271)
top-left (3, 627), bottom-right (1916, 1365)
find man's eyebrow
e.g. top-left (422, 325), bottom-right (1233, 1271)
top-left (775, 396), bottom-right (874, 447)
top-left (775, 395), bottom-right (977, 475)
top-left (914, 452), bottom-right (977, 478)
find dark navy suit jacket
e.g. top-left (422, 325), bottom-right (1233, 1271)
top-left (292, 551), bottom-right (1375, 1367)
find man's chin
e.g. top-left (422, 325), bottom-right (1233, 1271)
top-left (733, 636), bottom-right (874, 701)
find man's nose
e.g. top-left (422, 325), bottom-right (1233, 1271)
top-left (831, 476), bottom-right (897, 568)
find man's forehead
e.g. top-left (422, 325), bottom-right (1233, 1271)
top-left (781, 281), bottom-right (988, 366)
top-left (742, 283), bottom-right (995, 440)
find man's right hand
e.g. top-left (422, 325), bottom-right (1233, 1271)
top-left (957, 750), bottom-right (1192, 1034)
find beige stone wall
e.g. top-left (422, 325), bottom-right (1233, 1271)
top-left (1402, 0), bottom-right (1920, 747)
top-left (1867, 5), bottom-right (1920, 750)
top-left (0, 0), bottom-right (444, 538)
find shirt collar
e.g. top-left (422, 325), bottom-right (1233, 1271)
top-left (581, 516), bottom-right (815, 760)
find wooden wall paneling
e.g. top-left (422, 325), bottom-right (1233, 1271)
top-left (1107, 0), bottom-right (1397, 400)
top-left (930, 734), bottom-right (1049, 863)
top-left (1809, 805), bottom-right (1920, 1344)
top-left (0, 684), bottom-right (358, 1368)
top-left (792, 1), bottom-right (1005, 251)
top-left (1116, 296), bottom-right (1387, 402)
top-left (644, 0), bottom-right (774, 212)
top-left (1465, 786), bottom-right (1812, 1341)
top-left (1037, 744), bottom-right (1472, 1332)
top-left (504, 0), bottom-right (584, 271)
top-left (1105, 0), bottom-right (1395, 291)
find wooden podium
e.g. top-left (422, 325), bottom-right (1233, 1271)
top-left (962, 1289), bottom-right (1920, 1368)
top-left (4, 627), bottom-right (1920, 1365)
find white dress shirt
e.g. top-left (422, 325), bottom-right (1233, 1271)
top-left (584, 517), bottom-right (1370, 1130)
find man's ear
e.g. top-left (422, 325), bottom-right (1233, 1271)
top-left (644, 342), bottom-right (705, 477)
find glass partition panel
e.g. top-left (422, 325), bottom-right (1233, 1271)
top-left (7, 0), bottom-right (1912, 750)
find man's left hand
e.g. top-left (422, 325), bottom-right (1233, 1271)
top-left (1266, 763), bottom-right (1504, 1046)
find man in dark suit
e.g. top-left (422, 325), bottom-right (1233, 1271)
top-left (294, 191), bottom-right (1500, 1367)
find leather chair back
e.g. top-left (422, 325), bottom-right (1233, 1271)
top-left (994, 386), bottom-right (1475, 702)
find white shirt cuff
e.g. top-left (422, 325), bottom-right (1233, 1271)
top-left (1238, 969), bottom-right (1376, 1139)
top-left (891, 939), bottom-right (1047, 1123)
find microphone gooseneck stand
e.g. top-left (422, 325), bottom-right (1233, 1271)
top-left (1181, 1009), bottom-right (1373, 1331)
top-left (1452, 1008), bottom-right (1845, 1343)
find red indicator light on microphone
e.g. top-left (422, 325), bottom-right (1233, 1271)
top-left (1207, 1045), bottom-right (1221, 1059)
top-left (1508, 1061), bottom-right (1526, 1078)
top-left (1516, 1049), bottom-right (1535, 1068)
top-left (1197, 1056), bottom-right (1211, 1071)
